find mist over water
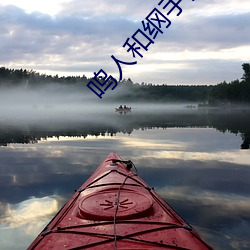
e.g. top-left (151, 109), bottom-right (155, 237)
top-left (0, 85), bottom-right (106, 121)
top-left (0, 85), bottom-right (250, 249)
top-left (1, 85), bottom-right (250, 149)
top-left (0, 84), bottom-right (199, 125)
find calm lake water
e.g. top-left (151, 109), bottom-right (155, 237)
top-left (0, 104), bottom-right (250, 249)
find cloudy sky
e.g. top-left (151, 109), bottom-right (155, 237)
top-left (0, 0), bottom-right (250, 85)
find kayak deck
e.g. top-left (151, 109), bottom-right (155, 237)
top-left (28, 152), bottom-right (213, 249)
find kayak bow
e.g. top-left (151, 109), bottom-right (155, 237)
top-left (28, 152), bottom-right (213, 249)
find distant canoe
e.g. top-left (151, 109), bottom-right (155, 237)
top-left (115, 107), bottom-right (132, 113)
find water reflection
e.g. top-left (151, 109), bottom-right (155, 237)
top-left (1, 196), bottom-right (59, 228)
top-left (0, 107), bottom-right (250, 149)
top-left (0, 108), bottom-right (250, 249)
top-left (0, 196), bottom-right (62, 250)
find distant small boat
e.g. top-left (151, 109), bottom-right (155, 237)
top-left (115, 107), bottom-right (132, 113)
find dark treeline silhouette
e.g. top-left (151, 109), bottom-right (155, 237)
top-left (0, 63), bottom-right (250, 103)
top-left (208, 63), bottom-right (250, 105)
top-left (0, 67), bottom-right (89, 87)
top-left (115, 78), bottom-right (212, 102)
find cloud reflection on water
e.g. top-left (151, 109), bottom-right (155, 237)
top-left (0, 196), bottom-right (59, 228)
top-left (0, 196), bottom-right (61, 250)
top-left (0, 127), bottom-right (250, 249)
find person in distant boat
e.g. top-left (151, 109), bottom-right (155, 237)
top-left (124, 105), bottom-right (127, 109)
top-left (119, 105), bottom-right (122, 109)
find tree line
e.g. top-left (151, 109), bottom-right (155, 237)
top-left (0, 67), bottom-right (89, 87)
top-left (0, 63), bottom-right (249, 104)
top-left (208, 63), bottom-right (250, 105)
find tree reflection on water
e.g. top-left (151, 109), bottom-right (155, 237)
top-left (0, 108), bottom-right (249, 149)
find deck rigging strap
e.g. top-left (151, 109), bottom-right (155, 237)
top-left (111, 159), bottom-right (138, 174)
top-left (113, 160), bottom-right (138, 249)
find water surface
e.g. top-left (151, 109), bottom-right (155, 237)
top-left (0, 105), bottom-right (250, 249)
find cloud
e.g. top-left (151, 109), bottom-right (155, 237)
top-left (0, 0), bottom-right (249, 84)
top-left (168, 13), bottom-right (250, 50)
top-left (58, 0), bottom-right (155, 19)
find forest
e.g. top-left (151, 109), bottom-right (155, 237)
top-left (0, 63), bottom-right (249, 104)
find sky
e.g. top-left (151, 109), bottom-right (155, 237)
top-left (0, 0), bottom-right (250, 85)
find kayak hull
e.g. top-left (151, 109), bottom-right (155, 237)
top-left (28, 152), bottom-right (213, 249)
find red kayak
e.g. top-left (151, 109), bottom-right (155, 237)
top-left (28, 152), bottom-right (213, 249)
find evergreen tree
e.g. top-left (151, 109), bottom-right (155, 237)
top-left (242, 63), bottom-right (250, 83)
